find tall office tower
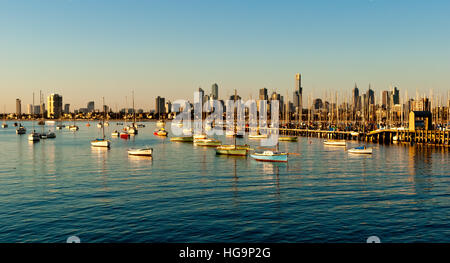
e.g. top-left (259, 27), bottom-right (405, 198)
top-left (382, 90), bottom-right (390, 109)
top-left (165, 101), bottom-right (172, 114)
top-left (155, 96), bottom-right (166, 114)
top-left (198, 87), bottom-right (204, 102)
top-left (259, 88), bottom-right (268, 101)
top-left (34, 105), bottom-right (41, 115)
top-left (64, 104), bottom-right (70, 114)
top-left (16, 99), bottom-right (21, 117)
top-left (87, 101), bottom-right (95, 112)
top-left (211, 83), bottom-right (219, 100)
top-left (392, 87), bottom-right (400, 105)
top-left (27, 104), bottom-right (33, 115)
top-left (367, 85), bottom-right (375, 105)
top-left (352, 84), bottom-right (359, 110)
top-left (47, 94), bottom-right (63, 119)
top-left (295, 74), bottom-right (303, 120)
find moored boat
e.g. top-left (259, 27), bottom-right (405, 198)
top-left (216, 144), bottom-right (250, 156)
top-left (128, 147), bottom-right (153, 157)
top-left (154, 128), bottom-right (168, 137)
top-left (16, 125), bottom-right (26, 134)
top-left (348, 146), bottom-right (373, 154)
top-left (278, 136), bottom-right (298, 142)
top-left (111, 130), bottom-right (120, 137)
top-left (250, 150), bottom-right (288, 162)
top-left (120, 132), bottom-right (130, 139)
top-left (91, 138), bottom-right (111, 147)
top-left (156, 120), bottom-right (165, 127)
top-left (170, 136), bottom-right (193, 142)
top-left (194, 138), bottom-right (222, 147)
top-left (91, 97), bottom-right (110, 148)
top-left (324, 140), bottom-right (346, 146)
top-left (69, 125), bottom-right (79, 131)
top-left (28, 131), bottom-right (40, 142)
top-left (248, 133), bottom-right (268, 139)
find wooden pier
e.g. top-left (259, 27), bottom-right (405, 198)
top-left (278, 128), bottom-right (450, 147)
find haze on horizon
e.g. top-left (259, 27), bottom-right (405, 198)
top-left (0, 0), bottom-right (449, 112)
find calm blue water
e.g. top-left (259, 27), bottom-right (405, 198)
top-left (0, 121), bottom-right (449, 243)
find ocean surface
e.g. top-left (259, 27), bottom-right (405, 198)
top-left (0, 121), bottom-right (449, 243)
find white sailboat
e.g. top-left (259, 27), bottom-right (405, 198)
top-left (28, 95), bottom-right (40, 142)
top-left (125, 91), bottom-right (138, 135)
top-left (1, 106), bottom-right (8, 128)
top-left (91, 97), bottom-right (111, 148)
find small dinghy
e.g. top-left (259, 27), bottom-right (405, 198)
top-left (128, 147), bottom-right (153, 157)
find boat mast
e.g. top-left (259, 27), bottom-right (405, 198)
top-left (102, 97), bottom-right (106, 139)
top-left (132, 90), bottom-right (136, 127)
top-left (234, 89), bottom-right (237, 149)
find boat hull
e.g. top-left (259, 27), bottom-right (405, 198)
top-left (278, 136), bottom-right (298, 142)
top-left (215, 145), bottom-right (250, 156)
top-left (324, 140), bottom-right (346, 146)
top-left (348, 148), bottom-right (373, 154)
top-left (170, 136), bottom-right (193, 142)
top-left (250, 153), bottom-right (288, 162)
top-left (128, 149), bottom-right (152, 156)
top-left (91, 140), bottom-right (111, 147)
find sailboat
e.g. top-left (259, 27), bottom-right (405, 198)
top-left (28, 94), bottom-right (40, 142)
top-left (125, 91), bottom-right (138, 135)
top-left (69, 112), bottom-right (79, 131)
top-left (16, 124), bottom-right (26, 134)
top-left (91, 97), bottom-right (111, 148)
top-left (216, 89), bottom-right (250, 156)
top-left (2, 106), bottom-right (8, 128)
top-left (250, 142), bottom-right (288, 163)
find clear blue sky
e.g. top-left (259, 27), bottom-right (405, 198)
top-left (1, 0), bottom-right (449, 112)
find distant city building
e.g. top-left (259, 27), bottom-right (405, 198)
top-left (33, 105), bottom-right (41, 115)
top-left (87, 101), bottom-right (95, 112)
top-left (165, 101), bottom-right (172, 114)
top-left (155, 96), bottom-right (166, 114)
top-left (352, 84), bottom-right (360, 110)
top-left (79, 108), bottom-right (89, 114)
top-left (382, 90), bottom-right (390, 109)
top-left (295, 73), bottom-right (303, 107)
top-left (313, 98), bottom-right (323, 110)
top-left (211, 83), bottom-right (219, 100)
top-left (392, 87), bottom-right (400, 105)
top-left (64, 104), bottom-right (70, 114)
top-left (229, 95), bottom-right (241, 101)
top-left (16, 98), bottom-right (21, 116)
top-left (412, 98), bottom-right (431, 112)
top-left (27, 104), bottom-right (33, 115)
top-left (47, 93), bottom-right (63, 119)
top-left (259, 88), bottom-right (268, 101)
top-left (367, 86), bottom-right (375, 105)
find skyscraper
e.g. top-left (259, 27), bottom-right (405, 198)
top-left (64, 104), bottom-right (70, 114)
top-left (47, 94), bottom-right (63, 119)
top-left (27, 104), bottom-right (33, 115)
top-left (382, 90), bottom-right (390, 109)
top-left (295, 73), bottom-right (303, 112)
top-left (87, 101), bottom-right (95, 112)
top-left (352, 84), bottom-right (359, 110)
top-left (16, 99), bottom-right (21, 117)
top-left (211, 83), bottom-right (219, 100)
top-left (155, 96), bottom-right (165, 115)
top-left (259, 88), bottom-right (268, 101)
top-left (392, 87), bottom-right (400, 105)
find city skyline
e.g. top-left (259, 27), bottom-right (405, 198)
top-left (1, 0), bottom-right (450, 111)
